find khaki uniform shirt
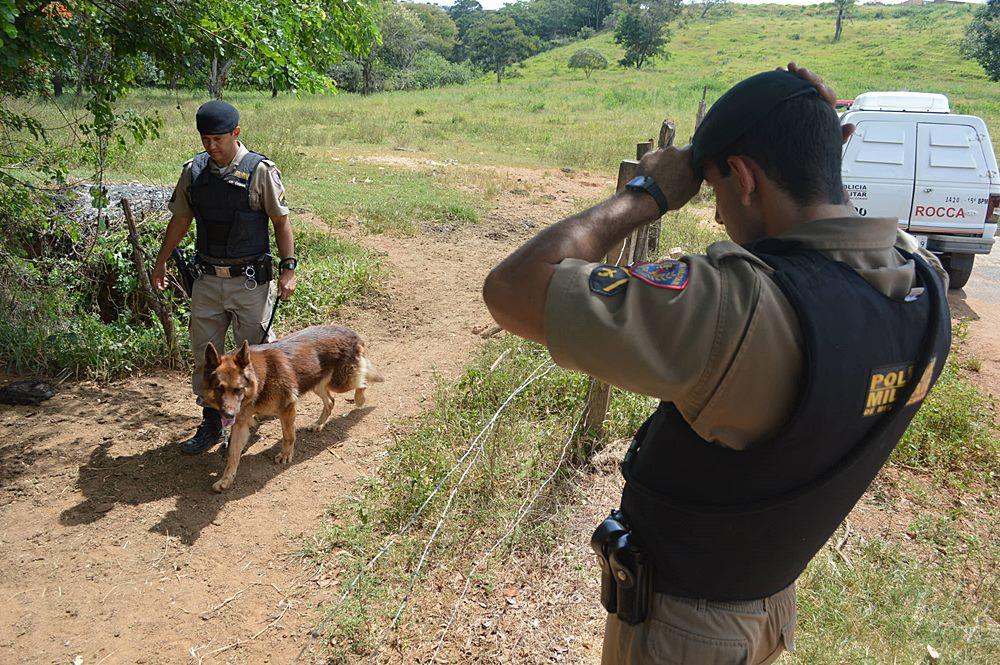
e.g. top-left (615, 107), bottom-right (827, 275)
top-left (167, 142), bottom-right (290, 219)
top-left (544, 217), bottom-right (947, 450)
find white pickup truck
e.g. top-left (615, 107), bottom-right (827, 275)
top-left (840, 91), bottom-right (1000, 289)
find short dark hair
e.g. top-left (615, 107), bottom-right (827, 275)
top-left (709, 93), bottom-right (845, 206)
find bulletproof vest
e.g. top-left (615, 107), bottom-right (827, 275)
top-left (619, 240), bottom-right (951, 601)
top-left (187, 150), bottom-right (270, 259)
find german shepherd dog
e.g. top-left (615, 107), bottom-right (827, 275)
top-left (202, 325), bottom-right (383, 493)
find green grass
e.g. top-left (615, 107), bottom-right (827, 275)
top-left (795, 536), bottom-right (999, 664)
top-left (293, 161), bottom-right (488, 235)
top-left (893, 352), bottom-right (1000, 485)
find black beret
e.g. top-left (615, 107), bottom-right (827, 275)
top-left (196, 100), bottom-right (239, 135)
top-left (691, 70), bottom-right (818, 168)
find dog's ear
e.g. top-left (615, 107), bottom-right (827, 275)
top-left (205, 343), bottom-right (220, 370)
top-left (235, 339), bottom-right (251, 368)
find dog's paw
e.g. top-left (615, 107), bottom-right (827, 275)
top-left (307, 422), bottom-right (326, 432)
top-left (212, 477), bottom-right (232, 493)
top-left (275, 450), bottom-right (294, 465)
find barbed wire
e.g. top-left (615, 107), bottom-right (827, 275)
top-left (428, 402), bottom-right (587, 662)
top-left (298, 357), bottom-right (556, 660)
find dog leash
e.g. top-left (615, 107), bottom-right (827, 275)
top-left (260, 294), bottom-right (282, 344)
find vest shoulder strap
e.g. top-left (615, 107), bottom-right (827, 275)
top-left (189, 152), bottom-right (211, 183)
top-left (235, 151), bottom-right (268, 189)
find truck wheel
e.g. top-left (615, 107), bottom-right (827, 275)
top-left (941, 253), bottom-right (974, 290)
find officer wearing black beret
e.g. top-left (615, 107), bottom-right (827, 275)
top-left (152, 100), bottom-right (298, 454)
top-left (483, 65), bottom-right (951, 663)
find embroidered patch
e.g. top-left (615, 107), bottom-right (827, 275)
top-left (863, 363), bottom-right (914, 417)
top-left (271, 168), bottom-right (283, 186)
top-left (627, 260), bottom-right (689, 290)
top-left (589, 265), bottom-right (629, 297)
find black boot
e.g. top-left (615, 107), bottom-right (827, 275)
top-left (181, 407), bottom-right (224, 455)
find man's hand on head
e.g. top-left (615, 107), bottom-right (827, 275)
top-left (782, 62), bottom-right (855, 144)
top-left (635, 145), bottom-right (702, 212)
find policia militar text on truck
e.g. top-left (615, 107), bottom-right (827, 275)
top-left (839, 91), bottom-right (1000, 289)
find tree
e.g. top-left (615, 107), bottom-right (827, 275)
top-left (963, 0), bottom-right (1000, 81)
top-left (833, 0), bottom-right (854, 42)
top-left (614, 5), bottom-right (668, 69)
top-left (581, 0), bottom-right (614, 31)
top-left (464, 14), bottom-right (536, 83)
top-left (449, 0), bottom-right (484, 36)
top-left (0, 0), bottom-right (379, 187)
top-left (408, 3), bottom-right (459, 58)
top-left (568, 47), bottom-right (607, 78)
top-left (699, 0), bottom-right (729, 19)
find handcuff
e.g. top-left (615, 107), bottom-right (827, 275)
top-left (244, 265), bottom-right (258, 290)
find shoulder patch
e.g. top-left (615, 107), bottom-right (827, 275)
top-left (628, 260), bottom-right (689, 290)
top-left (589, 264), bottom-right (629, 297)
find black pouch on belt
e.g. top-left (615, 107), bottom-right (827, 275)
top-left (256, 254), bottom-right (274, 283)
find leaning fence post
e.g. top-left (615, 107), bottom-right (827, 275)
top-left (579, 122), bottom-right (674, 456)
top-left (121, 198), bottom-right (183, 368)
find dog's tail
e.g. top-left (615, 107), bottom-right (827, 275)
top-left (358, 355), bottom-right (384, 387)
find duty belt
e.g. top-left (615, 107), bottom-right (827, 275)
top-left (195, 254), bottom-right (273, 289)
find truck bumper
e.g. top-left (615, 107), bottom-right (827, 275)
top-left (925, 224), bottom-right (996, 255)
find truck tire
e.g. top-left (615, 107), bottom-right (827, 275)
top-left (941, 253), bottom-right (974, 290)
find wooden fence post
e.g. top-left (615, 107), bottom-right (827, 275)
top-left (695, 86), bottom-right (708, 134)
top-left (579, 121), bottom-right (676, 455)
top-left (121, 198), bottom-right (183, 368)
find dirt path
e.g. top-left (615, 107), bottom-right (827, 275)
top-left (0, 162), bottom-right (613, 664)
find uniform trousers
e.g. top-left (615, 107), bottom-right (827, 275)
top-left (602, 583), bottom-right (796, 665)
top-left (190, 274), bottom-right (276, 399)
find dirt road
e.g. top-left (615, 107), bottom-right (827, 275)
top-left (948, 250), bottom-right (1000, 404)
top-left (0, 163), bottom-right (612, 664)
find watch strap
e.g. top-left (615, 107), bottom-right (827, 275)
top-left (626, 176), bottom-right (669, 216)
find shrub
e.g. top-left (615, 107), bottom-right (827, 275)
top-left (568, 48), bottom-right (609, 78)
top-left (577, 26), bottom-right (596, 40)
top-left (410, 51), bottom-right (474, 89)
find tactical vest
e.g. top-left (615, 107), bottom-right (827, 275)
top-left (187, 151), bottom-right (270, 260)
top-left (620, 240), bottom-right (951, 601)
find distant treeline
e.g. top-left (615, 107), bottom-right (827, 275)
top-left (334, 0), bottom-right (627, 93)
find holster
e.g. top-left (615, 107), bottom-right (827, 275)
top-left (609, 531), bottom-right (650, 625)
top-left (171, 247), bottom-right (196, 298)
top-left (591, 510), bottom-right (649, 624)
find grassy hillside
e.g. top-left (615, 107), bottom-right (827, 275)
top-left (103, 2), bottom-right (998, 184)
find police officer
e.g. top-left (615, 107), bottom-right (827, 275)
top-left (482, 65), bottom-right (951, 664)
top-left (152, 100), bottom-right (298, 454)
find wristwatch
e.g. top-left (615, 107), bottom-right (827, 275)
top-left (625, 176), bottom-right (669, 216)
top-left (279, 257), bottom-right (298, 271)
